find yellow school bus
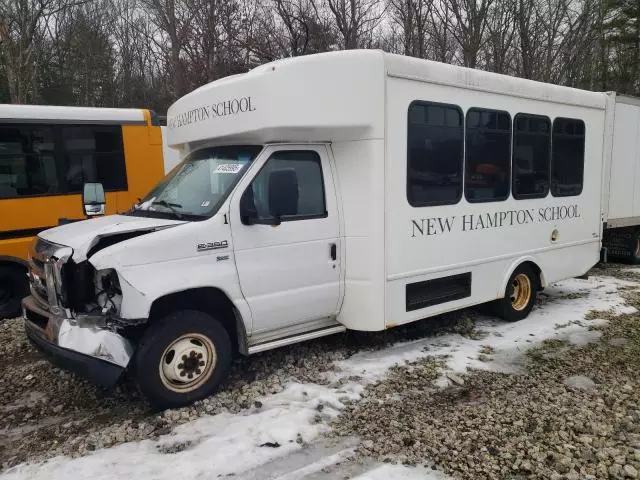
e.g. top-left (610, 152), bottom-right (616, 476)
top-left (0, 105), bottom-right (169, 318)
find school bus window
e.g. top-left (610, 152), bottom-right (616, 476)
top-left (551, 118), bottom-right (585, 197)
top-left (465, 108), bottom-right (511, 203)
top-left (407, 101), bottom-right (463, 207)
top-left (512, 114), bottom-right (551, 199)
top-left (0, 125), bottom-right (58, 199)
top-left (61, 125), bottom-right (127, 192)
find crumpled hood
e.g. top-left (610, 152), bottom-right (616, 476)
top-left (39, 214), bottom-right (185, 262)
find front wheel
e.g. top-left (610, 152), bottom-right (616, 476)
top-left (134, 310), bottom-right (232, 409)
top-left (494, 265), bottom-right (538, 322)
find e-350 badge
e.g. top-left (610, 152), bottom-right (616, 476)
top-left (197, 240), bottom-right (229, 252)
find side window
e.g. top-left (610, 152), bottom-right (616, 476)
top-left (248, 150), bottom-right (326, 221)
top-left (61, 125), bottom-right (127, 192)
top-left (551, 118), bottom-right (585, 197)
top-left (407, 101), bottom-right (463, 207)
top-left (0, 124), bottom-right (58, 199)
top-left (465, 108), bottom-right (511, 202)
top-left (512, 114), bottom-right (551, 199)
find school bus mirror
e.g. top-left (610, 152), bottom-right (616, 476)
top-left (82, 182), bottom-right (106, 217)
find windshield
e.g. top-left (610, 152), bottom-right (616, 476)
top-left (129, 145), bottom-right (262, 220)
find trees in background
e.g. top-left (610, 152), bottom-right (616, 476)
top-left (0, 0), bottom-right (639, 111)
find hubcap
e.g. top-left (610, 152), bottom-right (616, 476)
top-left (159, 334), bottom-right (216, 393)
top-left (510, 274), bottom-right (532, 311)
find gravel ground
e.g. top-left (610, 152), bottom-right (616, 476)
top-left (333, 268), bottom-right (640, 479)
top-left (1, 263), bottom-right (638, 479)
top-left (0, 299), bottom-right (477, 471)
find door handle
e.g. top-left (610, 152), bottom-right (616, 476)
top-left (330, 243), bottom-right (337, 261)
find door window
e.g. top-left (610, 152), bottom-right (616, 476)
top-left (246, 150), bottom-right (327, 222)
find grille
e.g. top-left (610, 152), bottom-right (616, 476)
top-left (24, 305), bottom-right (48, 329)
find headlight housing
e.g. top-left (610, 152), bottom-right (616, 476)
top-left (94, 269), bottom-right (123, 314)
top-left (44, 246), bottom-right (73, 314)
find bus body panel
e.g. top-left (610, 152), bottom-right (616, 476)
top-left (384, 74), bottom-right (604, 327)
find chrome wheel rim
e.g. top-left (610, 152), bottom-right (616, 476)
top-left (159, 333), bottom-right (216, 393)
top-left (510, 274), bottom-right (532, 312)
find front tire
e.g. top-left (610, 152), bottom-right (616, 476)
top-left (494, 265), bottom-right (538, 322)
top-left (134, 310), bottom-right (232, 409)
top-left (0, 266), bottom-right (28, 319)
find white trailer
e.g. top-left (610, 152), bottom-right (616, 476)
top-left (21, 50), bottom-right (640, 408)
top-left (601, 94), bottom-right (640, 262)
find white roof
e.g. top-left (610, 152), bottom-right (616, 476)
top-left (167, 50), bottom-right (387, 148)
top-left (0, 104), bottom-right (148, 124)
top-left (383, 52), bottom-right (606, 110)
top-left (166, 50), bottom-right (607, 148)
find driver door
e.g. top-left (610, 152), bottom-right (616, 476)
top-left (229, 145), bottom-right (342, 334)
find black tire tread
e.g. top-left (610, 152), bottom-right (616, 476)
top-left (0, 265), bottom-right (28, 319)
top-left (134, 310), bottom-right (232, 409)
top-left (494, 264), bottom-right (538, 322)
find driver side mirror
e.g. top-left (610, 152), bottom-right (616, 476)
top-left (240, 168), bottom-right (299, 226)
top-left (240, 187), bottom-right (259, 225)
top-left (83, 182), bottom-right (106, 217)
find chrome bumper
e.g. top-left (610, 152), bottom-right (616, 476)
top-left (23, 296), bottom-right (134, 369)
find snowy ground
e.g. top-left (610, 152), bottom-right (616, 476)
top-left (2, 272), bottom-right (637, 480)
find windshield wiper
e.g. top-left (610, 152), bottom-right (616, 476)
top-left (151, 200), bottom-right (184, 219)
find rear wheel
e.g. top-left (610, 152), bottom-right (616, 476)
top-left (494, 265), bottom-right (538, 322)
top-left (134, 310), bottom-right (232, 409)
top-left (0, 266), bottom-right (28, 319)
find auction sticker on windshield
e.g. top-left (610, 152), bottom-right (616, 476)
top-left (215, 163), bottom-right (244, 174)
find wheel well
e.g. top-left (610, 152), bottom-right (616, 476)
top-left (0, 258), bottom-right (28, 273)
top-left (148, 288), bottom-right (245, 356)
top-left (519, 261), bottom-right (544, 290)
top-left (0, 260), bottom-right (28, 283)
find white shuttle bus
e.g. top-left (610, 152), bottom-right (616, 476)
top-left (21, 50), bottom-right (640, 407)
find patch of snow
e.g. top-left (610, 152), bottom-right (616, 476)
top-left (433, 375), bottom-right (452, 388)
top-left (334, 276), bottom-right (635, 378)
top-left (3, 275), bottom-right (636, 480)
top-left (352, 464), bottom-right (447, 479)
top-left (608, 337), bottom-right (629, 347)
top-left (268, 448), bottom-right (356, 480)
top-left (3, 384), bottom-right (350, 480)
top-left (567, 329), bottom-right (602, 346)
top-left (563, 375), bottom-right (596, 392)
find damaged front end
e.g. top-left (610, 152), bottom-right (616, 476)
top-left (23, 237), bottom-right (142, 388)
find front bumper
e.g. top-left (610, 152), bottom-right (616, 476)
top-left (23, 296), bottom-right (134, 388)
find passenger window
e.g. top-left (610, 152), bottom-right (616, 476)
top-left (551, 118), bottom-right (585, 197)
top-left (407, 101), bottom-right (463, 207)
top-left (247, 150), bottom-right (327, 221)
top-left (61, 125), bottom-right (127, 192)
top-left (512, 114), bottom-right (551, 199)
top-left (0, 125), bottom-right (58, 199)
top-left (465, 108), bottom-right (511, 202)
